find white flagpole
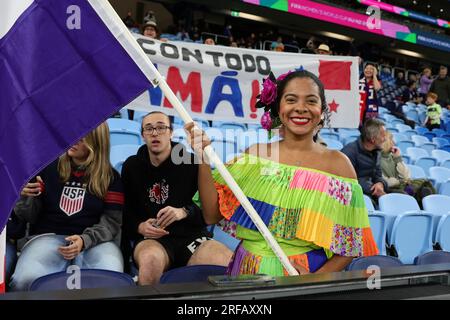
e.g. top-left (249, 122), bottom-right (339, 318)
top-left (90, 0), bottom-right (299, 276)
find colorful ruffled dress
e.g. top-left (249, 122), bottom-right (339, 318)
top-left (206, 154), bottom-right (378, 276)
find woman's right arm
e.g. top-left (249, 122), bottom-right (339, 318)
top-left (185, 122), bottom-right (222, 225)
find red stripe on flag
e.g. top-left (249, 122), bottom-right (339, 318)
top-left (318, 60), bottom-right (352, 90)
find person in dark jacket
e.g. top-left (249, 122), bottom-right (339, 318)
top-left (341, 118), bottom-right (388, 201)
top-left (9, 122), bottom-right (124, 292)
top-left (121, 111), bottom-right (232, 285)
top-left (429, 66), bottom-right (450, 109)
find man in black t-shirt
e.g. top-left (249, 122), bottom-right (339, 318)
top-left (121, 111), bottom-right (232, 285)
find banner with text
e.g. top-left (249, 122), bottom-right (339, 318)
top-left (128, 35), bottom-right (360, 128)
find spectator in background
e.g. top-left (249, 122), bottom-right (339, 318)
top-left (143, 10), bottom-right (156, 25)
top-left (429, 66), bottom-right (450, 109)
top-left (381, 131), bottom-right (435, 207)
top-left (142, 21), bottom-right (159, 39)
top-left (9, 123), bottom-right (124, 291)
top-left (121, 112), bottom-right (232, 285)
top-left (359, 63), bottom-right (382, 125)
top-left (123, 11), bottom-right (136, 29)
top-left (419, 67), bottom-right (433, 100)
top-left (423, 92), bottom-right (442, 131)
top-left (271, 36), bottom-right (284, 52)
top-left (317, 43), bottom-right (331, 55)
top-left (342, 118), bottom-right (387, 202)
top-left (204, 38), bottom-right (215, 45)
top-left (402, 80), bottom-right (421, 104)
top-left (301, 36), bottom-right (319, 54)
top-left (395, 72), bottom-right (407, 87)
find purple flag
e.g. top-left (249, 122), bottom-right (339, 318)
top-left (0, 0), bottom-right (153, 231)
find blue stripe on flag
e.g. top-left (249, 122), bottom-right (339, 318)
top-left (0, 0), bottom-right (152, 231)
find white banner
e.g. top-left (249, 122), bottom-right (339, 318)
top-left (127, 35), bottom-right (360, 128)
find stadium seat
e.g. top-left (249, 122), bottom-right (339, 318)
top-left (378, 193), bottom-right (422, 244)
top-left (391, 133), bottom-right (408, 144)
top-left (435, 215), bottom-right (450, 251)
top-left (320, 132), bottom-right (340, 141)
top-left (405, 110), bottom-right (419, 123)
top-left (431, 149), bottom-right (450, 165)
top-left (429, 167), bottom-right (450, 187)
top-left (159, 265), bottom-right (227, 284)
top-left (439, 181), bottom-right (450, 196)
top-left (217, 122), bottom-right (247, 136)
top-left (346, 256), bottom-right (403, 271)
top-left (107, 118), bottom-right (142, 146)
top-left (432, 138), bottom-right (450, 149)
top-left (420, 143), bottom-right (437, 155)
top-left (390, 213), bottom-right (433, 264)
top-left (210, 225), bottom-right (240, 252)
top-left (441, 159), bottom-right (450, 169)
top-left (110, 144), bottom-right (140, 173)
top-left (411, 134), bottom-right (431, 147)
top-left (432, 129), bottom-right (446, 137)
top-left (397, 141), bottom-right (415, 155)
top-left (29, 269), bottom-right (135, 291)
top-left (414, 157), bottom-right (438, 174)
top-left (422, 195), bottom-right (450, 242)
top-left (406, 164), bottom-right (426, 179)
top-left (368, 212), bottom-right (387, 255)
top-left (402, 130), bottom-right (418, 139)
top-left (415, 127), bottom-right (429, 136)
top-left (405, 147), bottom-right (429, 162)
top-left (414, 251), bottom-right (450, 265)
top-left (322, 138), bottom-right (343, 150)
top-left (401, 155), bottom-right (411, 164)
top-left (396, 123), bottom-right (413, 132)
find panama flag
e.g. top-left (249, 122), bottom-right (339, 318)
top-left (0, 0), bottom-right (157, 292)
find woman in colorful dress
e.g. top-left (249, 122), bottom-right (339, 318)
top-left (186, 69), bottom-right (378, 276)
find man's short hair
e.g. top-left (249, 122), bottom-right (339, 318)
top-left (361, 118), bottom-right (385, 142)
top-left (141, 111), bottom-right (173, 134)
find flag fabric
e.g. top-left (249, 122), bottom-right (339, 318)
top-left (0, 0), bottom-right (154, 266)
top-left (127, 36), bottom-right (360, 127)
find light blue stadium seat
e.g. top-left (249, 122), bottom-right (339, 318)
top-left (432, 128), bottom-right (446, 137)
top-left (406, 164), bottom-right (426, 179)
top-left (405, 110), bottom-right (419, 123)
top-left (210, 225), bottom-right (240, 252)
top-left (402, 155), bottom-right (411, 164)
top-left (396, 123), bottom-right (413, 132)
top-left (422, 195), bottom-right (450, 243)
top-left (429, 166), bottom-right (450, 189)
top-left (159, 265), bottom-right (227, 284)
top-left (217, 122), bottom-right (247, 135)
top-left (322, 138), bottom-right (343, 150)
top-left (435, 215), bottom-right (450, 251)
top-left (193, 118), bottom-right (210, 128)
top-left (397, 141), bottom-right (415, 154)
top-left (110, 144), bottom-right (140, 173)
top-left (346, 256), bottom-right (403, 271)
top-left (132, 110), bottom-right (149, 124)
top-left (439, 181), bottom-right (450, 196)
top-left (107, 118), bottom-right (142, 146)
top-left (363, 194), bottom-right (375, 212)
top-left (420, 143), bottom-right (437, 155)
top-left (29, 269), bottom-right (135, 291)
top-left (414, 157), bottom-right (438, 175)
top-left (414, 250), bottom-right (450, 265)
top-left (406, 147), bottom-right (429, 162)
top-left (390, 213), bottom-right (433, 264)
top-left (431, 149), bottom-right (450, 165)
top-left (378, 193), bottom-right (422, 245)
top-left (415, 127), bottom-right (429, 136)
top-left (411, 135), bottom-right (430, 147)
top-left (320, 132), bottom-right (340, 141)
top-left (391, 133), bottom-right (408, 144)
top-left (368, 212), bottom-right (387, 256)
top-left (441, 159), bottom-right (450, 169)
top-left (432, 138), bottom-right (450, 149)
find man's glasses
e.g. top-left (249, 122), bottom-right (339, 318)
top-left (142, 125), bottom-right (171, 135)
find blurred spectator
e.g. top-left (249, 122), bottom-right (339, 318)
top-left (342, 118), bottom-right (387, 202)
top-left (122, 11), bottom-right (136, 29)
top-left (429, 66), bottom-right (450, 109)
top-left (204, 38), bottom-right (215, 45)
top-left (230, 41), bottom-right (238, 48)
top-left (402, 80), bottom-right (421, 104)
top-left (317, 43), bottom-right (331, 55)
top-left (395, 72), bottom-right (407, 87)
top-left (419, 67), bottom-right (433, 100)
top-left (143, 10), bottom-right (156, 25)
top-left (381, 131), bottom-right (435, 206)
top-left (142, 21), bottom-right (159, 39)
top-left (423, 92), bottom-right (442, 130)
top-left (359, 63), bottom-right (382, 125)
top-left (176, 27), bottom-right (190, 41)
top-left (301, 36), bottom-right (319, 54)
top-left (271, 36), bottom-right (284, 52)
